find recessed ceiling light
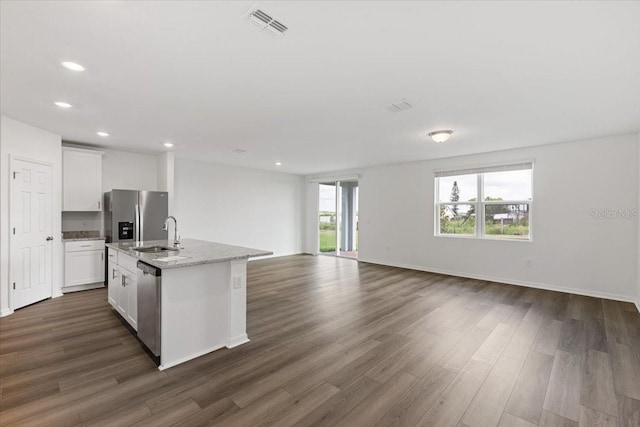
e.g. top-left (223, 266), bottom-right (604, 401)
top-left (61, 61), bottom-right (85, 72)
top-left (275, 162), bottom-right (282, 166)
top-left (428, 130), bottom-right (453, 143)
top-left (54, 101), bottom-right (72, 108)
top-left (96, 131), bottom-right (109, 137)
top-left (164, 142), bottom-right (174, 148)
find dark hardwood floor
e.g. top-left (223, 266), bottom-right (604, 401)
top-left (1, 255), bottom-right (640, 426)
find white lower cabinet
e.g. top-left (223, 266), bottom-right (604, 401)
top-left (108, 249), bottom-right (138, 331)
top-left (107, 259), bottom-right (119, 308)
top-left (121, 267), bottom-right (138, 330)
top-left (63, 240), bottom-right (105, 291)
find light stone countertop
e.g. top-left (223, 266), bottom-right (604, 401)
top-left (63, 236), bottom-right (106, 242)
top-left (62, 230), bottom-right (105, 242)
top-left (105, 238), bottom-right (272, 269)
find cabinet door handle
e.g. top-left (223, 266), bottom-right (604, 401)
top-left (101, 253), bottom-right (104, 261)
top-left (98, 201), bottom-right (101, 210)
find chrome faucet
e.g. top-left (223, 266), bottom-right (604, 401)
top-left (163, 216), bottom-right (180, 246)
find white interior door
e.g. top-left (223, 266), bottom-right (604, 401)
top-left (10, 158), bottom-right (53, 310)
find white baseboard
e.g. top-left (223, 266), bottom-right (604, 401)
top-left (0, 307), bottom-right (14, 317)
top-left (61, 283), bottom-right (105, 293)
top-left (358, 257), bottom-right (638, 304)
top-left (249, 252), bottom-right (305, 261)
top-left (158, 343), bottom-right (226, 371)
top-left (227, 334), bottom-right (250, 348)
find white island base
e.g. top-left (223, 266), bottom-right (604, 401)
top-left (159, 258), bottom-right (249, 370)
top-left (106, 238), bottom-right (270, 370)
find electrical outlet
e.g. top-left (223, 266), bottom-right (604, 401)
top-left (233, 277), bottom-right (242, 289)
top-left (525, 259), bottom-right (533, 267)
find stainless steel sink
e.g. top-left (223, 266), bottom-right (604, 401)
top-left (133, 245), bottom-right (179, 253)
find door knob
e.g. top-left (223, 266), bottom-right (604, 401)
top-left (46, 236), bottom-right (54, 241)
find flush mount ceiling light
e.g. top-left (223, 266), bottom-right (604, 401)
top-left (275, 162), bottom-right (282, 166)
top-left (163, 142), bottom-right (174, 148)
top-left (61, 61), bottom-right (85, 72)
top-left (428, 130), bottom-right (453, 143)
top-left (245, 7), bottom-right (288, 36)
top-left (96, 131), bottom-right (109, 137)
top-left (54, 101), bottom-right (72, 108)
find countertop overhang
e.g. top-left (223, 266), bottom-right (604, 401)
top-left (106, 238), bottom-right (272, 269)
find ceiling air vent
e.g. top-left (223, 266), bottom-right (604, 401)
top-left (245, 7), bottom-right (288, 36)
top-left (267, 20), bottom-right (288, 35)
top-left (387, 100), bottom-right (413, 113)
top-left (251, 9), bottom-right (272, 25)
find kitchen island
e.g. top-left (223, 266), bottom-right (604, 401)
top-left (106, 238), bottom-right (271, 370)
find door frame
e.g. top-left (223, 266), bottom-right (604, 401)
top-left (9, 155), bottom-right (55, 311)
top-left (317, 179), bottom-right (359, 259)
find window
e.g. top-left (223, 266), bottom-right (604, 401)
top-left (435, 162), bottom-right (533, 240)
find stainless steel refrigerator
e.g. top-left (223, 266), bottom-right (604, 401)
top-left (104, 190), bottom-right (169, 243)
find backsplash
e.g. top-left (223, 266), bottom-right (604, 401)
top-left (61, 211), bottom-right (102, 232)
top-left (62, 230), bottom-right (102, 240)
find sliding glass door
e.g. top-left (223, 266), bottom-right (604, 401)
top-left (318, 180), bottom-right (358, 259)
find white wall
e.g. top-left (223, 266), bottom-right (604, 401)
top-left (101, 149), bottom-right (158, 192)
top-left (157, 152), bottom-right (175, 215)
top-left (61, 211), bottom-right (102, 232)
top-left (0, 116), bottom-right (63, 316)
top-left (304, 182), bottom-right (319, 254)
top-left (637, 132), bottom-right (640, 311)
top-left (307, 134), bottom-right (639, 302)
top-left (174, 159), bottom-right (304, 257)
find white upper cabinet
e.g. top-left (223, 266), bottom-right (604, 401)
top-left (62, 147), bottom-right (104, 211)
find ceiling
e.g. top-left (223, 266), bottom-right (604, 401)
top-left (1, 1), bottom-right (639, 175)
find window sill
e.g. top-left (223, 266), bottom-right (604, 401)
top-left (435, 234), bottom-right (533, 242)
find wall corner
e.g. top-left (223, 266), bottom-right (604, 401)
top-left (637, 132), bottom-right (640, 312)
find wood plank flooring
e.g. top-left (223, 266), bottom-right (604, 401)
top-left (1, 255), bottom-right (640, 426)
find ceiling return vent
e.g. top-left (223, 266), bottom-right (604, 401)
top-left (387, 100), bottom-right (413, 112)
top-left (245, 7), bottom-right (288, 36)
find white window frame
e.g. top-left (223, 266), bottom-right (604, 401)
top-left (434, 162), bottom-right (533, 241)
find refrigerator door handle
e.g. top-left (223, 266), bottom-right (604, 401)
top-left (135, 203), bottom-right (141, 242)
top-left (139, 204), bottom-right (144, 241)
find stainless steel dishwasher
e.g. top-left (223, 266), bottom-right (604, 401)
top-left (137, 261), bottom-right (161, 356)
